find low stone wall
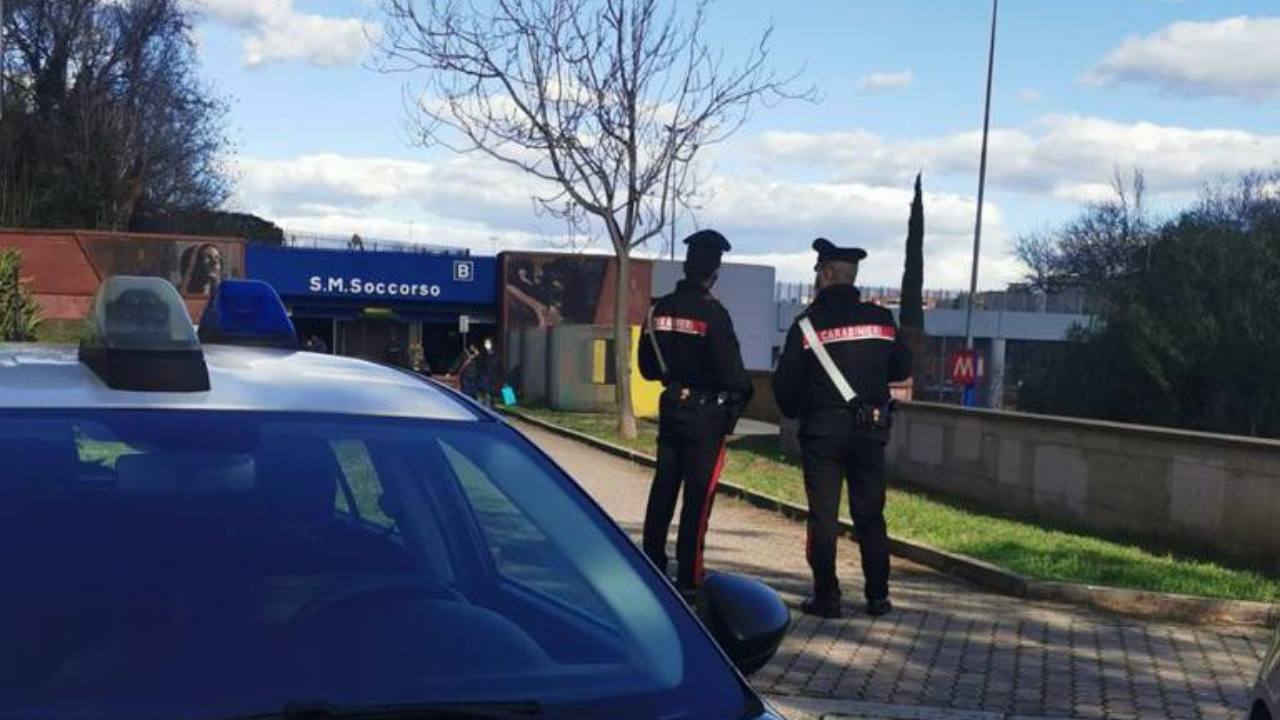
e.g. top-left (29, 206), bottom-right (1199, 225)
top-left (887, 403), bottom-right (1280, 570)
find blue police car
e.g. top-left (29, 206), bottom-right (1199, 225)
top-left (0, 276), bottom-right (790, 720)
top-left (1252, 624), bottom-right (1280, 719)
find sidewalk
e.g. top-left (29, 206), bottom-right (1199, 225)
top-left (731, 418), bottom-right (781, 437)
top-left (512, 421), bottom-right (1270, 720)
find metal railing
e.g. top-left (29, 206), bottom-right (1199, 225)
top-left (774, 282), bottom-right (964, 309)
top-left (775, 281), bottom-right (1096, 315)
top-left (942, 289), bottom-right (1097, 315)
top-left (281, 229), bottom-right (470, 256)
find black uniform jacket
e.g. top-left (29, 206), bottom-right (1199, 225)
top-left (639, 280), bottom-right (751, 399)
top-left (773, 284), bottom-right (912, 435)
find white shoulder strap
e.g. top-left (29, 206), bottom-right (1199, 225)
top-left (645, 304), bottom-right (669, 379)
top-left (798, 316), bottom-right (858, 403)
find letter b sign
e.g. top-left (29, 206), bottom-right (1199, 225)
top-left (453, 260), bottom-right (475, 282)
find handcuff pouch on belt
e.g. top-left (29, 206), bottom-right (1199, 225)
top-left (664, 383), bottom-right (740, 436)
top-left (798, 316), bottom-right (895, 432)
top-left (647, 306), bottom-right (740, 436)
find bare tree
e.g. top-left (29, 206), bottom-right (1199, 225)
top-left (0, 0), bottom-right (228, 229)
top-left (375, 0), bottom-right (807, 438)
top-left (1015, 168), bottom-right (1151, 293)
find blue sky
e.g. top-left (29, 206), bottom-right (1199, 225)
top-left (197, 0), bottom-right (1280, 288)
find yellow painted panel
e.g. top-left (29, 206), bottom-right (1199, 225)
top-left (591, 339), bottom-right (607, 384)
top-left (630, 325), bottom-right (662, 419)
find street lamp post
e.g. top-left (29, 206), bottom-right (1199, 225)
top-left (962, 0), bottom-right (999, 407)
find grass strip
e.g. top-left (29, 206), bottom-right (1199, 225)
top-left (516, 406), bottom-right (1280, 603)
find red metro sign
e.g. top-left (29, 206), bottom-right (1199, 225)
top-left (948, 350), bottom-right (984, 386)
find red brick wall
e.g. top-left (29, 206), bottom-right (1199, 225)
top-left (0, 228), bottom-right (241, 322)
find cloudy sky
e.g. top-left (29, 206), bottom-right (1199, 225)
top-left (195, 0), bottom-right (1280, 289)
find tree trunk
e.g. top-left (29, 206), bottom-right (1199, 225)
top-left (614, 250), bottom-right (638, 439)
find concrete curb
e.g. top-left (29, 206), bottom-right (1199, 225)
top-left (503, 408), bottom-right (1280, 628)
top-left (766, 694), bottom-right (1031, 720)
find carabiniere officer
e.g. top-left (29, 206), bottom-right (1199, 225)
top-left (638, 229), bottom-right (753, 599)
top-left (773, 238), bottom-right (913, 618)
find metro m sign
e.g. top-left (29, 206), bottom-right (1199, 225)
top-left (948, 350), bottom-right (984, 386)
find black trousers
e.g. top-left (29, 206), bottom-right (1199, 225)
top-left (801, 433), bottom-right (889, 602)
top-left (642, 429), bottom-right (727, 588)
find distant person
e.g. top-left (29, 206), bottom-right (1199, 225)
top-left (458, 344), bottom-right (481, 398)
top-left (459, 339), bottom-right (498, 406)
top-left (304, 334), bottom-right (328, 353)
top-left (479, 338), bottom-right (501, 404)
top-left (637, 229), bottom-right (752, 600)
top-left (384, 333), bottom-right (405, 367)
top-left (773, 238), bottom-right (913, 619)
top-left (408, 342), bottom-right (426, 374)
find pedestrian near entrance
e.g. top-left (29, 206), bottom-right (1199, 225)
top-left (638, 229), bottom-right (752, 599)
top-left (773, 238), bottom-right (913, 619)
top-left (474, 338), bottom-right (500, 406)
top-left (458, 344), bottom-right (481, 398)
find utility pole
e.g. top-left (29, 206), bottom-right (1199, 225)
top-left (962, 0), bottom-right (998, 408)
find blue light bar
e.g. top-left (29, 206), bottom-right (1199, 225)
top-left (79, 276), bottom-right (210, 392)
top-left (198, 279), bottom-right (298, 349)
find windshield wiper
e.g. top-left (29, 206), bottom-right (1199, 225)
top-left (221, 700), bottom-right (543, 720)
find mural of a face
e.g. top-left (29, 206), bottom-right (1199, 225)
top-left (197, 245), bottom-right (223, 279)
top-left (180, 243), bottom-right (225, 295)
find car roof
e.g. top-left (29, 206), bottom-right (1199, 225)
top-left (0, 343), bottom-right (479, 421)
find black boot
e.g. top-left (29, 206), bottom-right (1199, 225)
top-left (800, 594), bottom-right (842, 619)
top-left (866, 598), bottom-right (893, 617)
top-left (676, 583), bottom-right (699, 606)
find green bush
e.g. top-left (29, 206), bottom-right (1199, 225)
top-left (0, 249), bottom-right (41, 341)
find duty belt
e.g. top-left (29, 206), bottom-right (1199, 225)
top-left (798, 317), bottom-right (894, 430)
top-left (666, 383), bottom-right (727, 405)
top-left (852, 400), bottom-right (895, 430)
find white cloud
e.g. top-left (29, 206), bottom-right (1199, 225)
top-left (1017, 88), bottom-right (1043, 103)
top-left (227, 151), bottom-right (1020, 289)
top-left (757, 114), bottom-right (1280, 200)
top-left (1086, 16), bottom-right (1280, 100)
top-left (194, 0), bottom-right (377, 67)
top-left (268, 212), bottom-right (554, 254)
top-left (698, 177), bottom-right (1013, 288)
top-left (232, 153), bottom-right (559, 233)
top-left (227, 110), bottom-right (1280, 290)
top-left (856, 69), bottom-right (913, 94)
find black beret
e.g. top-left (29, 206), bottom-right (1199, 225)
top-left (684, 229), bottom-right (732, 254)
top-left (813, 237), bottom-right (867, 264)
top-left (683, 229), bottom-right (731, 280)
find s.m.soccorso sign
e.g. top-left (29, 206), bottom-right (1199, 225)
top-left (308, 276), bottom-right (445, 298)
top-left (246, 246), bottom-right (496, 305)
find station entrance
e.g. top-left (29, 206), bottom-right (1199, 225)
top-left (246, 244), bottom-right (500, 373)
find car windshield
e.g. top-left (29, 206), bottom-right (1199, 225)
top-left (0, 410), bottom-right (752, 720)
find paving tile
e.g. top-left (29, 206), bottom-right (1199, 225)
top-left (518, 422), bottom-right (1269, 720)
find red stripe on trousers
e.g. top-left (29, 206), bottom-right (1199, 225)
top-left (692, 442), bottom-right (728, 584)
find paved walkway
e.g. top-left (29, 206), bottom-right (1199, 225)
top-left (513, 422), bottom-right (1271, 720)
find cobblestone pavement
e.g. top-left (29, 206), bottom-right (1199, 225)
top-left (513, 422), bottom-right (1272, 720)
